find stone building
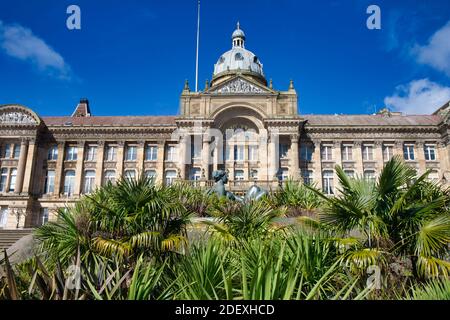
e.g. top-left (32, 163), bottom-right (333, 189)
top-left (1, 23), bottom-right (450, 229)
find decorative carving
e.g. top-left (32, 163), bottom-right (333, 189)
top-left (0, 111), bottom-right (37, 125)
top-left (211, 78), bottom-right (265, 94)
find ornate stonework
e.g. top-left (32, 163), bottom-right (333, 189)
top-left (0, 111), bottom-right (37, 125)
top-left (210, 78), bottom-right (265, 94)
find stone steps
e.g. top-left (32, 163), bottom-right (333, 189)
top-left (0, 229), bottom-right (34, 251)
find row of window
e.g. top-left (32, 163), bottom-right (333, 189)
top-left (44, 169), bottom-right (177, 196)
top-left (47, 144), bottom-right (175, 162)
top-left (224, 145), bottom-right (259, 161)
top-left (0, 168), bottom-right (17, 193)
top-left (299, 169), bottom-right (440, 195)
top-left (299, 143), bottom-right (437, 162)
top-left (0, 144), bottom-right (21, 159)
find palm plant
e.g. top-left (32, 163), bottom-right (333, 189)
top-left (204, 200), bottom-right (283, 241)
top-left (272, 179), bottom-right (323, 217)
top-left (36, 175), bottom-right (191, 266)
top-left (308, 156), bottom-right (450, 279)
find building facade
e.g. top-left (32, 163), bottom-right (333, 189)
top-left (1, 24), bottom-right (450, 229)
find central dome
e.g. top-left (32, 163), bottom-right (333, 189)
top-left (212, 23), bottom-right (266, 86)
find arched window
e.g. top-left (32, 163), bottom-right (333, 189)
top-left (145, 170), bottom-right (157, 180)
top-left (63, 170), bottom-right (76, 196)
top-left (235, 52), bottom-right (244, 61)
top-left (103, 170), bottom-right (116, 185)
top-left (83, 170), bottom-right (96, 194)
top-left (165, 170), bottom-right (177, 186)
top-left (124, 170), bottom-right (136, 181)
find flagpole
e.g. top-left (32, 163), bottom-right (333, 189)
top-left (195, 0), bottom-right (200, 92)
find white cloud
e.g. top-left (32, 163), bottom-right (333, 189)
top-left (0, 20), bottom-right (70, 79)
top-left (412, 21), bottom-right (450, 77)
top-left (384, 79), bottom-right (450, 115)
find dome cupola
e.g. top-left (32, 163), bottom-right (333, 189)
top-left (212, 23), bottom-right (266, 87)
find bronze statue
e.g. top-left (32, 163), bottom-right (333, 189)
top-left (207, 170), bottom-right (267, 202)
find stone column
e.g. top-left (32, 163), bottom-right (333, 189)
top-left (14, 139), bottom-right (29, 193)
top-left (353, 141), bottom-right (363, 176)
top-left (74, 141), bottom-right (85, 196)
top-left (332, 141), bottom-right (342, 192)
top-left (290, 134), bottom-right (300, 180)
top-left (202, 133), bottom-right (210, 180)
top-left (374, 141), bottom-right (383, 174)
top-left (416, 141), bottom-right (426, 175)
top-left (116, 141), bottom-right (125, 179)
top-left (268, 132), bottom-right (278, 180)
top-left (311, 139), bottom-right (322, 190)
top-left (155, 140), bottom-right (165, 183)
top-left (22, 138), bottom-right (37, 194)
top-left (393, 141), bottom-right (403, 158)
top-left (53, 141), bottom-right (65, 196)
top-left (227, 141), bottom-right (234, 181)
top-left (136, 140), bottom-right (145, 177)
top-left (258, 131), bottom-right (269, 181)
top-left (179, 136), bottom-right (188, 180)
top-left (95, 141), bottom-right (105, 188)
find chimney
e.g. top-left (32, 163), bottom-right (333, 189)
top-left (71, 98), bottom-right (91, 117)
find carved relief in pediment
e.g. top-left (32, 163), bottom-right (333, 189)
top-left (0, 111), bottom-right (37, 125)
top-left (210, 78), bottom-right (267, 94)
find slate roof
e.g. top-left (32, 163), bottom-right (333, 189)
top-left (42, 116), bottom-right (177, 127)
top-left (302, 114), bottom-right (443, 126)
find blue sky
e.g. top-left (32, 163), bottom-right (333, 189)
top-left (1, 0), bottom-right (450, 116)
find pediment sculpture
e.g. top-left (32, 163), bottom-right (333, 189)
top-left (210, 78), bottom-right (266, 94)
top-left (0, 111), bottom-right (37, 125)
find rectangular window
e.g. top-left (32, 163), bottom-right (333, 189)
top-left (191, 140), bottom-right (202, 160)
top-left (341, 145), bottom-right (353, 161)
top-left (105, 145), bottom-right (117, 161)
top-left (383, 145), bottom-right (393, 162)
top-left (0, 206), bottom-right (8, 228)
top-left (13, 145), bottom-right (20, 159)
top-left (234, 170), bottom-right (245, 181)
top-left (234, 145), bottom-right (244, 161)
top-left (424, 144), bottom-right (436, 161)
top-left (83, 170), bottom-right (96, 194)
top-left (248, 145), bottom-right (258, 161)
top-left (40, 208), bottom-right (49, 225)
top-left (0, 168), bottom-right (8, 192)
top-left (300, 145), bottom-right (313, 161)
top-left (65, 146), bottom-right (78, 161)
top-left (166, 146), bottom-right (176, 161)
top-left (362, 145), bottom-right (374, 161)
top-left (126, 146), bottom-right (137, 161)
top-left (302, 170), bottom-right (313, 185)
top-left (145, 145), bottom-right (158, 161)
top-left (190, 168), bottom-right (202, 181)
top-left (250, 169), bottom-right (258, 180)
top-left (321, 145), bottom-right (333, 161)
top-left (322, 171), bottom-right (334, 195)
top-left (279, 144), bottom-right (289, 159)
top-left (278, 168), bottom-right (289, 181)
top-left (85, 146), bottom-right (97, 161)
top-left (63, 171), bottom-right (75, 196)
top-left (3, 144), bottom-right (11, 158)
top-left (403, 144), bottom-right (415, 161)
top-left (8, 168), bottom-right (17, 192)
top-left (44, 170), bottom-right (55, 194)
top-left (47, 145), bottom-right (58, 161)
